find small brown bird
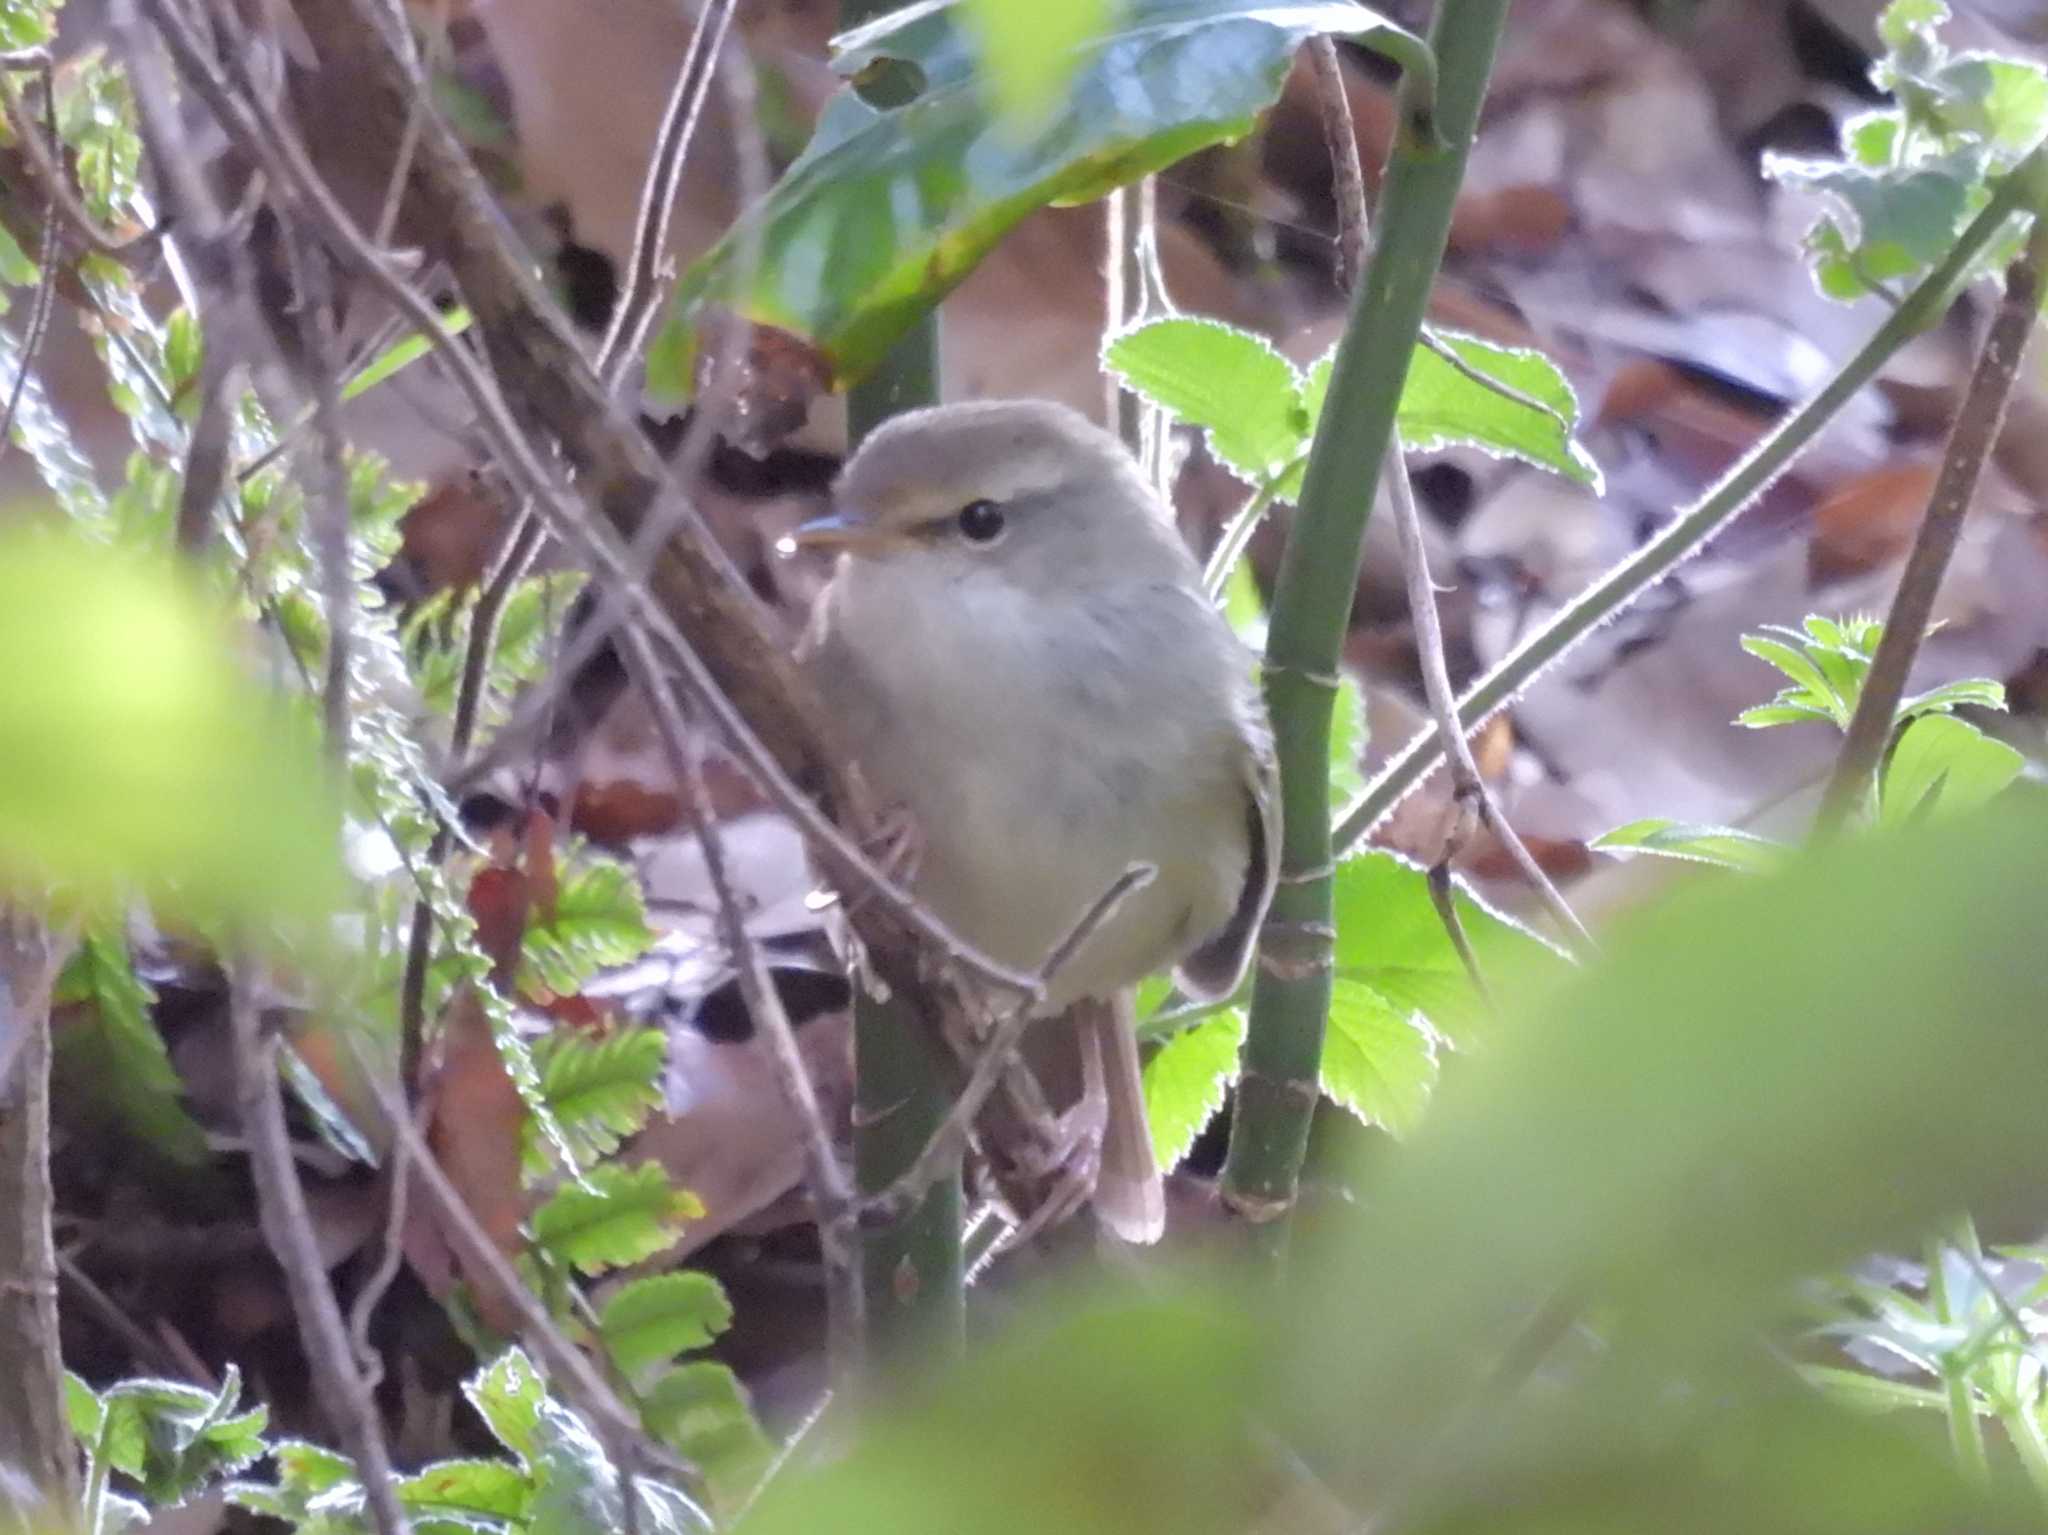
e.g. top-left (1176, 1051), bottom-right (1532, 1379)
top-left (794, 399), bottom-right (1278, 1241)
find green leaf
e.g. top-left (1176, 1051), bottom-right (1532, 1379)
top-left (99, 1368), bottom-right (268, 1505)
top-left (1735, 702), bottom-right (1837, 730)
top-left (401, 1457), bottom-right (533, 1523)
top-left (164, 307), bottom-right (203, 396)
top-left (1103, 318), bottom-right (1307, 485)
top-left (1329, 851), bottom-right (1566, 1047)
top-left (1879, 0), bottom-right (1947, 52)
top-left (1319, 979), bottom-right (1436, 1136)
top-left (1395, 332), bottom-right (1603, 489)
top-left (1592, 819), bottom-right (1788, 874)
top-left (598, 1271), bottom-right (733, 1377)
top-left (1935, 55), bottom-right (2048, 150)
top-left (664, 0), bottom-right (1395, 393)
top-left (52, 929), bottom-right (211, 1166)
top-left (0, 0), bottom-right (55, 48)
top-left (641, 1362), bottom-right (774, 1509)
top-left (0, 219), bottom-right (40, 286)
top-left (66, 1371), bottom-right (104, 1441)
top-left (956, 0), bottom-right (1110, 126)
top-left (537, 1025), bottom-right (668, 1164)
top-left (0, 529), bottom-right (342, 919)
top-left (1898, 675), bottom-right (2006, 720)
top-left (1741, 634), bottom-right (1844, 718)
top-left (1141, 1008), bottom-right (1242, 1169)
top-left (1879, 714), bottom-right (2024, 825)
top-left (340, 307), bottom-right (472, 403)
top-left (465, 1349), bottom-right (544, 1462)
top-left (521, 858), bottom-right (657, 997)
top-left (529, 1162), bottom-right (703, 1274)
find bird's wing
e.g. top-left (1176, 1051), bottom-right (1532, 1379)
top-left (1175, 691), bottom-right (1281, 1002)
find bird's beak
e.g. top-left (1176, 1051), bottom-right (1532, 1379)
top-left (782, 511), bottom-right (910, 556)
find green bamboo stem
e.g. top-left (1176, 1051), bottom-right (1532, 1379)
top-left (843, 252), bottom-right (964, 1357)
top-left (1219, 2), bottom-right (1507, 1222)
top-left (1331, 162), bottom-right (2041, 858)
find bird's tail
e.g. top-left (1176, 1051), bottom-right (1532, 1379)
top-left (1080, 993), bottom-right (1165, 1244)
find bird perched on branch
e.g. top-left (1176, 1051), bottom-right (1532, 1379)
top-left (793, 399), bottom-right (1278, 1242)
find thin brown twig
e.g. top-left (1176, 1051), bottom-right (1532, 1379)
top-left (228, 963), bottom-right (410, 1535)
top-left (0, 76), bottom-right (64, 455)
top-left (138, 0), bottom-right (1038, 1000)
top-left (595, 0), bottom-right (740, 386)
top-left (863, 864), bottom-right (1156, 1225)
top-left (1813, 213), bottom-right (2048, 837)
top-left (0, 60), bottom-right (162, 259)
top-left (1307, 34), bottom-right (1593, 957)
top-left (373, 0), bottom-right (451, 250)
top-left (616, 623), bottom-right (866, 1387)
top-left (1425, 852), bottom-right (1494, 1011)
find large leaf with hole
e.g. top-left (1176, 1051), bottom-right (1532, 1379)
top-left (657, 0), bottom-right (1405, 396)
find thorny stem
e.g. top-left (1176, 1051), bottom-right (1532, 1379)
top-left (1813, 202), bottom-right (2048, 837)
top-left (1334, 156), bottom-right (2045, 856)
top-left (1309, 32), bottom-right (1591, 954)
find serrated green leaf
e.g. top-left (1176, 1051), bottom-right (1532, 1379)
top-left (1879, 0), bottom-right (1947, 51)
top-left (465, 1349), bottom-right (544, 1462)
top-left (1880, 714), bottom-right (2024, 826)
top-left (530, 1162), bottom-right (703, 1274)
top-left (1935, 55), bottom-right (2048, 150)
top-left (664, 0), bottom-right (1397, 393)
top-left (1395, 332), bottom-right (1602, 489)
top-left (0, 528), bottom-right (343, 918)
top-left (1740, 634), bottom-right (1843, 717)
top-left (1103, 318), bottom-right (1307, 485)
top-left (599, 1271), bottom-right (733, 1377)
top-left (1330, 850), bottom-right (1565, 1048)
top-left (641, 1361), bottom-right (773, 1509)
top-left (1328, 672), bottom-right (1367, 802)
top-left (1142, 1009), bottom-right (1242, 1169)
top-left (52, 930), bottom-right (211, 1166)
top-left (537, 1026), bottom-right (668, 1163)
top-left (1898, 675), bottom-right (2006, 719)
top-left (1592, 819), bottom-right (1788, 874)
top-left (1320, 979), bottom-right (1436, 1136)
top-left (401, 1457), bottom-right (532, 1522)
top-left (98, 1368), bottom-right (268, 1504)
top-left (1735, 702), bottom-right (1837, 730)
top-left (522, 858), bottom-right (657, 997)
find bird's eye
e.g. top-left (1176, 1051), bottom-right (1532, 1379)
top-left (956, 499), bottom-right (1006, 543)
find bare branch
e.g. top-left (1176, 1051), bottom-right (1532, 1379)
top-left (229, 962), bottom-right (411, 1535)
top-left (616, 622), bottom-right (865, 1386)
top-left (1814, 213), bottom-right (2048, 836)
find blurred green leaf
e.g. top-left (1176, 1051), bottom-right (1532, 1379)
top-left (0, 0), bottom-right (55, 48)
top-left (529, 1162), bottom-right (703, 1274)
top-left (1879, 713), bottom-right (2024, 825)
top-left (956, 0), bottom-right (1111, 127)
top-left (339, 307), bottom-right (472, 403)
top-left (1286, 804), bottom-right (2048, 1499)
top-left (52, 928), bottom-right (211, 1166)
top-left (1592, 819), bottom-right (1787, 874)
top-left (98, 1368), bottom-right (268, 1506)
top-left (663, 0), bottom-right (1390, 394)
top-left (598, 1271), bottom-right (732, 1378)
top-left (0, 529), bottom-right (342, 919)
top-left (1141, 1007), bottom-right (1241, 1168)
top-left (0, 219), bottom-right (40, 286)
